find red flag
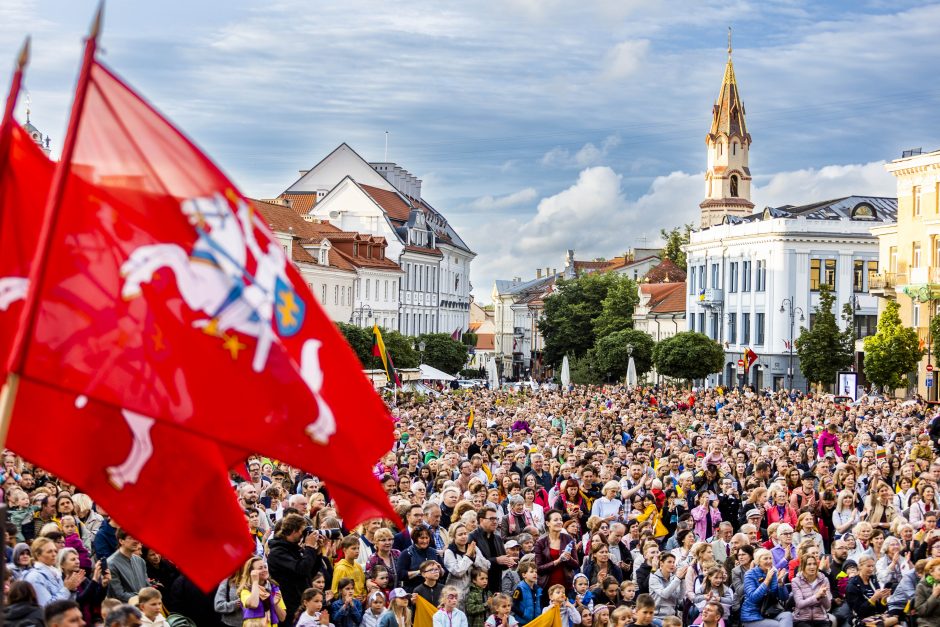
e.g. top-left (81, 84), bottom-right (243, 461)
top-left (744, 347), bottom-right (758, 370)
top-left (5, 51), bottom-right (397, 528)
top-left (0, 73), bottom-right (253, 588)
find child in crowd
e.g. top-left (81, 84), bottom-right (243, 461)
top-left (836, 560), bottom-right (858, 599)
top-left (571, 574), bottom-right (594, 612)
top-left (330, 578), bottom-right (363, 627)
top-left (361, 591), bottom-right (387, 627)
top-left (619, 581), bottom-right (636, 608)
top-left (136, 587), bottom-right (168, 626)
top-left (434, 585), bottom-right (469, 627)
top-left (485, 593), bottom-right (519, 627)
top-left (511, 562), bottom-right (542, 625)
top-left (368, 565), bottom-right (392, 596)
top-left (378, 589), bottom-right (411, 627)
top-left (59, 515), bottom-right (92, 570)
top-left (332, 535), bottom-right (366, 599)
top-left (592, 604), bottom-right (610, 627)
top-left (543, 584), bottom-right (582, 627)
top-left (610, 606), bottom-right (632, 627)
top-left (296, 588), bottom-right (334, 627)
top-left (661, 617), bottom-right (682, 627)
top-left (465, 567), bottom-right (491, 627)
top-left (415, 560), bottom-right (444, 607)
top-left (627, 595), bottom-right (655, 627)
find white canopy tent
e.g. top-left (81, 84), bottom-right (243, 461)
top-left (419, 364), bottom-right (456, 381)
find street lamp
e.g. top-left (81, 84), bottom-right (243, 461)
top-left (418, 340), bottom-right (427, 365)
top-left (780, 297), bottom-right (805, 390)
top-left (848, 294), bottom-right (861, 373)
top-left (350, 304), bottom-right (373, 326)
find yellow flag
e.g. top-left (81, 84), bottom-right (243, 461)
top-left (467, 407), bottom-right (475, 430)
top-left (527, 606), bottom-right (562, 627)
top-left (414, 595), bottom-right (437, 627)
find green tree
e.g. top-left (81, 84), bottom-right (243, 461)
top-left (653, 331), bottom-right (724, 383)
top-left (416, 333), bottom-right (469, 374)
top-left (794, 285), bottom-right (854, 389)
top-left (383, 330), bottom-right (420, 369)
top-left (461, 332), bottom-right (478, 347)
top-left (660, 224), bottom-right (693, 270)
top-left (593, 329), bottom-right (655, 381)
top-left (863, 300), bottom-right (923, 391)
top-left (569, 354), bottom-right (602, 384)
top-left (336, 323), bottom-right (420, 370)
top-left (593, 276), bottom-right (640, 337)
top-left (540, 272), bottom-right (638, 367)
top-left (930, 314), bottom-right (940, 365)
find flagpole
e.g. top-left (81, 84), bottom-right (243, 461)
top-left (0, 38), bottom-right (32, 456)
top-left (1, 3), bottom-right (103, 424)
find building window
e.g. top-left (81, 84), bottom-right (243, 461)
top-left (710, 313), bottom-right (719, 339)
top-left (854, 314), bottom-right (877, 340)
top-left (728, 313), bottom-right (737, 344)
top-left (711, 264), bottom-right (719, 288)
top-left (914, 242), bottom-right (922, 268)
top-left (334, 285), bottom-right (339, 305)
top-left (742, 261), bottom-right (751, 292)
top-left (698, 313), bottom-right (705, 334)
top-left (756, 312), bottom-right (765, 345)
top-left (756, 260), bottom-right (766, 292)
top-left (698, 266), bottom-right (706, 292)
top-left (810, 258), bottom-right (836, 291)
top-left (868, 260), bottom-right (877, 288)
top-left (689, 267), bottom-right (696, 295)
top-left (321, 284), bottom-right (326, 303)
top-left (365, 279), bottom-right (370, 300)
top-left (914, 303), bottom-right (921, 327)
top-left (730, 175), bottom-right (739, 198)
top-left (890, 247), bottom-right (898, 273)
top-left (742, 312), bottom-right (750, 345)
top-left (729, 262), bottom-right (738, 293)
top-left (385, 281), bottom-right (389, 301)
top-left (853, 260), bottom-right (864, 292)
top-left (914, 186), bottom-right (922, 216)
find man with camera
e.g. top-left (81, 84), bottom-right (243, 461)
top-left (267, 513), bottom-right (327, 622)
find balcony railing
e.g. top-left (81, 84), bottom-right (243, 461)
top-left (908, 267), bottom-right (940, 285)
top-left (869, 273), bottom-right (896, 290)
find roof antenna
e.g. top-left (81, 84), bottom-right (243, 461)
top-left (728, 26), bottom-right (732, 58)
top-left (384, 130), bottom-right (389, 162)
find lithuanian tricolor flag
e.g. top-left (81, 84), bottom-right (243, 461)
top-left (372, 324), bottom-right (401, 387)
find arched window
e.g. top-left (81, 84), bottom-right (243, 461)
top-left (730, 175), bottom-right (739, 198)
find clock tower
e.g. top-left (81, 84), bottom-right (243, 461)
top-left (699, 30), bottom-right (754, 228)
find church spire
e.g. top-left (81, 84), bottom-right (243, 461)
top-left (699, 29), bottom-right (754, 228)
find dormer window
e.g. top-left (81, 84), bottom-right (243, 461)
top-left (852, 203), bottom-right (876, 220)
top-left (730, 174), bottom-right (739, 197)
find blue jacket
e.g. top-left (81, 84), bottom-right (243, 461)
top-left (740, 566), bottom-right (789, 623)
top-left (512, 582), bottom-right (542, 625)
top-left (330, 599), bottom-right (363, 627)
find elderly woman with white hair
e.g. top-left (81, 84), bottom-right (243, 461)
top-left (590, 481), bottom-right (624, 522)
top-left (770, 524), bottom-right (796, 570)
top-left (740, 548), bottom-right (793, 627)
top-left (875, 536), bottom-right (913, 591)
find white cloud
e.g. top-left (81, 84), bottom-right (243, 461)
top-left (752, 161), bottom-right (895, 209)
top-left (468, 160), bottom-right (899, 302)
top-left (602, 39), bottom-right (650, 80)
top-left (541, 135), bottom-right (621, 168)
top-left (469, 187), bottom-right (538, 211)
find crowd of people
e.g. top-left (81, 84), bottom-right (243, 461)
top-left (6, 383), bottom-right (940, 627)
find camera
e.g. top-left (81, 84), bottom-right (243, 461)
top-left (304, 526), bottom-right (342, 540)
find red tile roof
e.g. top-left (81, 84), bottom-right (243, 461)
top-left (403, 245), bottom-right (443, 257)
top-left (644, 259), bottom-right (687, 283)
top-left (640, 282), bottom-right (687, 314)
top-left (278, 193), bottom-right (317, 215)
top-left (360, 184), bottom-right (413, 222)
top-left (476, 333), bottom-right (495, 351)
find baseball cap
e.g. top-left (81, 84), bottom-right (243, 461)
top-left (389, 588), bottom-right (408, 601)
top-left (505, 540), bottom-right (520, 549)
top-left (745, 508), bottom-right (762, 519)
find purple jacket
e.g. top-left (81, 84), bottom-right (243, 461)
top-left (65, 532), bottom-right (93, 570)
top-left (690, 506), bottom-right (722, 541)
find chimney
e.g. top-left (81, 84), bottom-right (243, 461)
top-left (280, 197), bottom-right (291, 207)
top-left (537, 269), bottom-right (542, 278)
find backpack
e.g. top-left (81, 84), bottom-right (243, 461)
top-left (166, 614), bottom-right (197, 627)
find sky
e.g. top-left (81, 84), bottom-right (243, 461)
top-left (2, 0), bottom-right (939, 303)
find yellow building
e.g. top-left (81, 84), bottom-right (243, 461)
top-left (871, 148), bottom-right (940, 398)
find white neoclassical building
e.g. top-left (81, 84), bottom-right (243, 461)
top-left (682, 41), bottom-right (897, 390)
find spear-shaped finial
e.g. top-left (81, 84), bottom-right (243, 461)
top-left (17, 36), bottom-right (30, 71)
top-left (89, 0), bottom-right (105, 41)
top-left (728, 26), bottom-right (733, 58)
